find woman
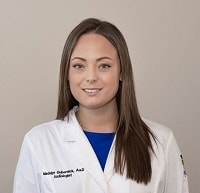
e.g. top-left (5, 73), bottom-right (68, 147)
top-left (13, 18), bottom-right (189, 193)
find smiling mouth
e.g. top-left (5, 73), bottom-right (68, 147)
top-left (83, 88), bottom-right (102, 93)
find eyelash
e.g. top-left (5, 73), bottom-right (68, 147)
top-left (99, 64), bottom-right (111, 69)
top-left (72, 64), bottom-right (84, 69)
top-left (71, 63), bottom-right (111, 70)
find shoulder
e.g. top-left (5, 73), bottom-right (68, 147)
top-left (143, 118), bottom-right (172, 136)
top-left (28, 119), bottom-right (63, 134)
top-left (23, 120), bottom-right (65, 142)
top-left (142, 118), bottom-right (183, 161)
top-left (23, 108), bottom-right (79, 144)
top-left (143, 118), bottom-right (175, 149)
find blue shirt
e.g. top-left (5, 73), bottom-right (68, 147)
top-left (84, 130), bottom-right (115, 171)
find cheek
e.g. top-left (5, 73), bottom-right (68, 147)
top-left (68, 71), bottom-right (75, 83)
top-left (68, 81), bottom-right (79, 102)
top-left (106, 72), bottom-right (120, 85)
top-left (68, 74), bottom-right (84, 100)
top-left (68, 74), bottom-right (77, 93)
top-left (105, 75), bottom-right (120, 94)
top-left (69, 80), bottom-right (79, 93)
top-left (68, 72), bottom-right (82, 87)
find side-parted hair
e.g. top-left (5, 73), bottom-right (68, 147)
top-left (56, 18), bottom-right (156, 184)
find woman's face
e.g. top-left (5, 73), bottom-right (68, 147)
top-left (68, 33), bottom-right (121, 111)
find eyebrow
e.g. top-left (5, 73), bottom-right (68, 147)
top-left (71, 57), bottom-right (86, 61)
top-left (70, 56), bottom-right (113, 62)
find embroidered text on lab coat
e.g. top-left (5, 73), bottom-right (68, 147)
top-left (43, 168), bottom-right (84, 179)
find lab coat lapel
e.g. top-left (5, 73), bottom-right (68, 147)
top-left (63, 110), bottom-right (110, 193)
top-left (104, 137), bottom-right (115, 182)
top-left (70, 136), bottom-right (109, 192)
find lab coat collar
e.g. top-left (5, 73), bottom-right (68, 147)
top-left (61, 107), bottom-right (115, 192)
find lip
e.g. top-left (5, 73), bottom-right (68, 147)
top-left (82, 88), bottom-right (102, 95)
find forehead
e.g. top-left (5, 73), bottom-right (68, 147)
top-left (71, 33), bottom-right (118, 57)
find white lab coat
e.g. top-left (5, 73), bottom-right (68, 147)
top-left (13, 107), bottom-right (189, 193)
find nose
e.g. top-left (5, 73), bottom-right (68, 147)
top-left (86, 66), bottom-right (98, 83)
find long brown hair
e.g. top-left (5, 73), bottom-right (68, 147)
top-left (56, 18), bottom-right (156, 184)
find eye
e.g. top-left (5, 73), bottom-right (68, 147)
top-left (99, 64), bottom-right (111, 69)
top-left (72, 63), bottom-right (84, 69)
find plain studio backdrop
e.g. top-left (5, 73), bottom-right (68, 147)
top-left (0, 0), bottom-right (199, 192)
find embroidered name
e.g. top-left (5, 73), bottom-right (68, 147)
top-left (43, 168), bottom-right (84, 179)
top-left (54, 173), bottom-right (72, 178)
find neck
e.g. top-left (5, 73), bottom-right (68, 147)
top-left (76, 104), bottom-right (118, 133)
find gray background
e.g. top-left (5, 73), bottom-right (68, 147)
top-left (0, 0), bottom-right (199, 192)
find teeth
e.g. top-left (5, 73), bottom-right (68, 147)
top-left (84, 89), bottom-right (100, 93)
